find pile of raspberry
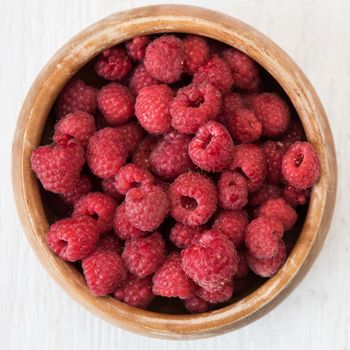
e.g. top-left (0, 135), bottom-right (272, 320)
top-left (31, 34), bottom-right (320, 314)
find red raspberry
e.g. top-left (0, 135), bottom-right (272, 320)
top-left (249, 93), bottom-right (290, 137)
top-left (113, 122), bottom-right (144, 155)
top-left (95, 46), bottom-right (132, 81)
top-left (245, 216), bottom-right (284, 259)
top-left (188, 121), bottom-right (234, 172)
top-left (113, 274), bottom-right (154, 309)
top-left (60, 176), bottom-right (92, 205)
top-left (193, 55), bottom-right (234, 93)
top-left (181, 230), bottom-right (238, 291)
top-left (53, 111), bottom-right (96, 147)
top-left (222, 48), bottom-right (260, 90)
top-left (183, 35), bottom-right (209, 74)
top-left (228, 143), bottom-right (266, 192)
top-left (55, 79), bottom-right (97, 118)
top-left (212, 210), bottom-right (248, 247)
top-left (122, 232), bottom-right (166, 277)
top-left (169, 223), bottom-right (204, 249)
top-left (282, 141), bottom-right (320, 189)
top-left (248, 182), bottom-right (282, 206)
top-left (280, 119), bottom-right (306, 148)
top-left (247, 240), bottom-right (287, 277)
top-left (263, 141), bottom-right (286, 184)
top-left (149, 131), bottom-right (195, 179)
top-left (196, 283), bottom-right (233, 304)
top-left (169, 172), bottom-right (217, 226)
top-left (184, 297), bottom-right (210, 313)
top-left (144, 35), bottom-right (184, 83)
top-left (228, 108), bottom-right (262, 143)
top-left (114, 164), bottom-right (154, 195)
top-left (234, 249), bottom-right (250, 279)
top-left (258, 197), bottom-right (298, 231)
top-left (72, 192), bottom-right (116, 235)
top-left (282, 184), bottom-right (309, 207)
top-left (46, 216), bottom-right (99, 261)
top-left (31, 140), bottom-right (84, 194)
top-left (135, 84), bottom-right (174, 134)
top-left (101, 177), bottom-right (123, 201)
top-left (125, 185), bottom-right (169, 231)
top-left (128, 64), bottom-right (159, 95)
top-left (132, 135), bottom-right (159, 171)
top-left (86, 128), bottom-right (127, 179)
top-left (152, 253), bottom-right (197, 299)
top-left (218, 92), bottom-right (245, 126)
top-left (113, 202), bottom-right (145, 240)
top-left (170, 83), bottom-right (222, 134)
top-left (82, 250), bottom-right (127, 296)
top-left (95, 234), bottom-right (122, 254)
top-left (217, 171), bottom-right (248, 210)
top-left (97, 83), bottom-right (134, 125)
top-left (125, 36), bottom-right (150, 61)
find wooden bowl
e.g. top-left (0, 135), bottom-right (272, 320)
top-left (12, 5), bottom-right (337, 339)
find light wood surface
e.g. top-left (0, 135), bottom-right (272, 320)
top-left (2, 0), bottom-right (348, 348)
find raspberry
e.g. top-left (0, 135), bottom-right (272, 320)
top-left (217, 170), bottom-right (248, 210)
top-left (72, 192), bottom-right (116, 235)
top-left (95, 46), bottom-right (132, 81)
top-left (53, 111), bottom-right (96, 147)
top-left (46, 216), bottom-right (99, 261)
top-left (212, 210), bottom-right (248, 247)
top-left (262, 141), bottom-right (285, 184)
top-left (282, 184), bottom-right (309, 207)
top-left (55, 79), bottom-right (97, 118)
top-left (113, 202), bottom-right (145, 240)
top-left (280, 119), bottom-right (306, 148)
top-left (196, 283), bottom-right (233, 303)
top-left (181, 230), bottom-right (238, 291)
top-left (258, 197), bottom-right (298, 231)
top-left (113, 274), bottom-right (154, 309)
top-left (82, 250), bottom-right (126, 296)
top-left (184, 297), bottom-right (210, 313)
top-left (96, 234), bottom-right (122, 254)
top-left (128, 64), bottom-right (159, 95)
top-left (31, 140), bottom-right (84, 194)
top-left (144, 35), bottom-right (184, 83)
top-left (122, 232), bottom-right (165, 277)
top-left (115, 164), bottom-right (154, 195)
top-left (234, 249), bottom-right (250, 279)
top-left (169, 223), bottom-right (204, 249)
top-left (170, 83), bottom-right (222, 134)
top-left (101, 177), bottom-right (123, 201)
top-left (125, 36), bottom-right (150, 61)
top-left (222, 48), bottom-right (260, 90)
top-left (247, 240), bottom-right (287, 277)
top-left (152, 253), bottom-right (197, 299)
top-left (282, 141), bottom-right (320, 189)
top-left (218, 92), bottom-right (245, 126)
top-left (149, 131), bottom-right (195, 179)
top-left (169, 172), bottom-right (217, 226)
top-left (245, 216), bottom-right (284, 259)
top-left (86, 128), bottom-right (127, 179)
top-left (249, 93), bottom-right (290, 137)
top-left (183, 35), bottom-right (209, 74)
top-left (132, 135), bottom-right (159, 171)
top-left (188, 121), bottom-right (234, 172)
top-left (248, 182), bottom-right (282, 206)
top-left (135, 84), bottom-right (174, 134)
top-left (125, 185), bottom-right (169, 231)
top-left (228, 143), bottom-right (266, 192)
top-left (97, 83), bottom-right (134, 125)
top-left (228, 108), bottom-right (262, 143)
top-left (193, 55), bottom-right (234, 93)
top-left (113, 122), bottom-right (144, 155)
top-left (60, 176), bottom-right (92, 205)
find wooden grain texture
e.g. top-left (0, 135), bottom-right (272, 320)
top-left (1, 0), bottom-right (349, 348)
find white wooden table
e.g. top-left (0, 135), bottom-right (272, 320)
top-left (1, 0), bottom-right (349, 348)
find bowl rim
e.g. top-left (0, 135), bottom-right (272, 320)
top-left (12, 4), bottom-right (337, 339)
